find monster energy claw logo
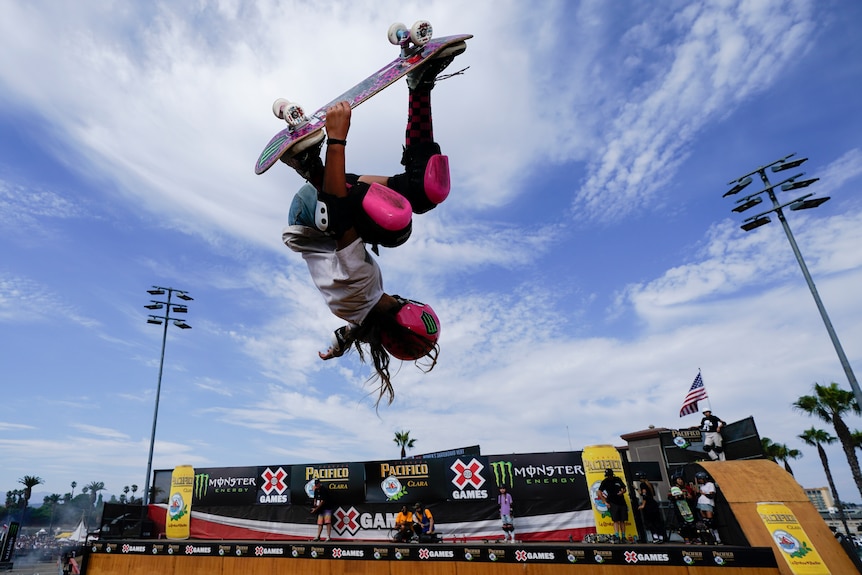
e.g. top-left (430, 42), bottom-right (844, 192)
top-left (491, 461), bottom-right (514, 488)
top-left (421, 311), bottom-right (438, 335)
top-left (194, 473), bottom-right (210, 499)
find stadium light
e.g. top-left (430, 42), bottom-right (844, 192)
top-left (740, 216), bottom-right (771, 231)
top-left (142, 286), bottom-right (193, 508)
top-left (732, 197), bottom-right (763, 213)
top-left (722, 154), bottom-right (861, 410)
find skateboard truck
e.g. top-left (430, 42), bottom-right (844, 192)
top-left (388, 20), bottom-right (432, 58)
top-left (272, 98), bottom-right (308, 129)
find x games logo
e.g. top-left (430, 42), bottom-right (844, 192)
top-left (450, 458), bottom-right (488, 500)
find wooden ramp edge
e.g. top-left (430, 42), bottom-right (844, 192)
top-left (699, 459), bottom-right (856, 575)
top-left (84, 554), bottom-right (780, 575)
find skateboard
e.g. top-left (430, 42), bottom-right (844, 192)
top-left (674, 498), bottom-right (694, 523)
top-left (255, 21), bottom-right (471, 175)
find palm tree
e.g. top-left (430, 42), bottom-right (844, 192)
top-left (793, 382), bottom-right (862, 499)
top-left (70, 481), bottom-right (77, 498)
top-left (84, 481), bottom-right (105, 507)
top-left (18, 476), bottom-right (44, 524)
top-left (393, 430), bottom-right (416, 459)
top-left (44, 493), bottom-right (62, 533)
top-left (799, 427), bottom-right (851, 536)
top-left (761, 437), bottom-right (802, 476)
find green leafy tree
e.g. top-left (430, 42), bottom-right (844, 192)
top-left (393, 430), bottom-right (416, 459)
top-left (793, 382), bottom-right (862, 499)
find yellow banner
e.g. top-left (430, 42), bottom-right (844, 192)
top-left (756, 502), bottom-right (830, 575)
top-left (165, 465), bottom-right (195, 540)
top-left (582, 445), bottom-right (635, 536)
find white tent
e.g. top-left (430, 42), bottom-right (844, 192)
top-left (66, 520), bottom-right (87, 543)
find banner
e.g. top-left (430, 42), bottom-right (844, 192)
top-left (442, 456), bottom-right (493, 502)
top-left (292, 462), bottom-right (366, 506)
top-left (193, 466), bottom-right (257, 506)
top-left (166, 465), bottom-right (194, 540)
top-left (364, 459), bottom-right (447, 503)
top-left (757, 502), bottom-right (830, 575)
top-left (0, 522), bottom-right (20, 563)
top-left (582, 445), bottom-right (635, 536)
top-left (146, 449), bottom-right (595, 542)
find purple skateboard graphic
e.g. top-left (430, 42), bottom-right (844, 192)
top-left (255, 33), bottom-right (471, 175)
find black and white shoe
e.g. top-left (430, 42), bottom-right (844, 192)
top-left (406, 42), bottom-right (467, 91)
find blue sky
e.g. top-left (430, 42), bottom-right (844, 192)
top-left (2, 0), bottom-right (862, 508)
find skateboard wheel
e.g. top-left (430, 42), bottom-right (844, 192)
top-left (272, 98), bottom-right (290, 120)
top-left (283, 103), bottom-right (306, 127)
top-left (273, 99), bottom-right (307, 127)
top-left (410, 20), bottom-right (432, 46)
top-left (388, 22), bottom-right (409, 45)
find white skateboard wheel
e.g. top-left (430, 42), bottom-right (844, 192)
top-left (388, 22), bottom-right (408, 45)
top-left (410, 20), bottom-right (432, 46)
top-left (272, 98), bottom-right (290, 120)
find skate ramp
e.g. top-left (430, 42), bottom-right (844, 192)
top-left (699, 459), bottom-right (857, 574)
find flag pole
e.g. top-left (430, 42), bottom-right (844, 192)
top-left (700, 368), bottom-right (713, 413)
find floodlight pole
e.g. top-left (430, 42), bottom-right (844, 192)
top-left (724, 155), bottom-right (861, 409)
top-left (142, 286), bottom-right (192, 508)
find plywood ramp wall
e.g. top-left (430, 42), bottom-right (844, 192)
top-left (700, 459), bottom-right (856, 575)
top-left (84, 554), bottom-right (780, 575)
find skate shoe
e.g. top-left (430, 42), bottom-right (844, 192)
top-left (406, 41), bottom-right (467, 91)
top-left (282, 131), bottom-right (325, 183)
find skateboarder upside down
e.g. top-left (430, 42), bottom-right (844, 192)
top-left (281, 46), bottom-right (464, 405)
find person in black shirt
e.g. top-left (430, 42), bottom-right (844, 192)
top-left (598, 468), bottom-right (628, 543)
top-left (699, 409), bottom-right (727, 460)
top-left (311, 479), bottom-right (333, 541)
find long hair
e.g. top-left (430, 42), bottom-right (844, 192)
top-left (350, 309), bottom-right (439, 407)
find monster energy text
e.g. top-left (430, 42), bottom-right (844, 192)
top-left (491, 461), bottom-right (584, 487)
top-left (194, 473), bottom-right (256, 499)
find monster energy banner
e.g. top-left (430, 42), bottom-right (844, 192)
top-left (147, 450), bottom-right (595, 541)
top-left (0, 522), bottom-right (20, 563)
top-left (488, 452), bottom-right (589, 511)
top-left (192, 466), bottom-right (258, 506)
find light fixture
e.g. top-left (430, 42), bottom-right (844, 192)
top-left (771, 157), bottom-right (808, 172)
top-left (172, 306), bottom-right (188, 314)
top-left (781, 177), bottom-right (819, 192)
top-left (173, 320), bottom-right (192, 329)
top-left (147, 318), bottom-right (163, 325)
top-left (176, 293), bottom-right (194, 301)
top-left (791, 197), bottom-right (830, 211)
top-left (145, 303), bottom-right (163, 310)
top-left (732, 197), bottom-right (762, 213)
top-left (723, 176), bottom-right (753, 197)
top-left (741, 217), bottom-right (771, 231)
top-left (147, 288), bottom-right (166, 296)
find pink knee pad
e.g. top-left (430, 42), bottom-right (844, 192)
top-left (362, 182), bottom-right (413, 231)
top-left (424, 154), bottom-right (450, 205)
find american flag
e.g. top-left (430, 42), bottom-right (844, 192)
top-left (679, 372), bottom-right (708, 417)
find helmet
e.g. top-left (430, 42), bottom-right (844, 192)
top-left (695, 471), bottom-right (709, 481)
top-left (380, 298), bottom-right (440, 360)
top-left (604, 468), bottom-right (614, 477)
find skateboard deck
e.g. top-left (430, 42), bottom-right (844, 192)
top-left (255, 33), bottom-right (471, 175)
top-left (674, 498), bottom-right (694, 523)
